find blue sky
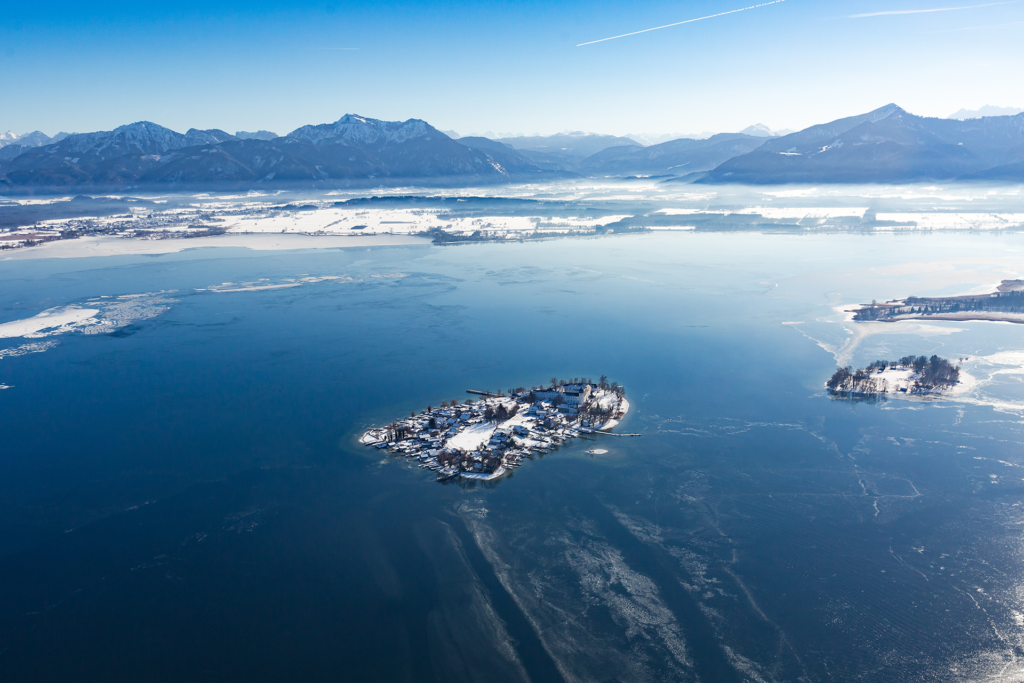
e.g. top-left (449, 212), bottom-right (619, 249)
top-left (2, 0), bottom-right (1022, 137)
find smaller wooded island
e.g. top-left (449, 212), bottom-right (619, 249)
top-left (827, 355), bottom-right (962, 397)
top-left (361, 377), bottom-right (630, 483)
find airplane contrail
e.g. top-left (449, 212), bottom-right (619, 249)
top-left (848, 0), bottom-right (1018, 17)
top-left (577, 0), bottom-right (786, 46)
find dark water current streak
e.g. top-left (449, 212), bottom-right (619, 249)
top-left (587, 499), bottom-right (743, 683)
top-left (447, 515), bottom-right (566, 683)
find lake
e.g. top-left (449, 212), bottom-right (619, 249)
top-left (2, 230), bottom-right (1024, 682)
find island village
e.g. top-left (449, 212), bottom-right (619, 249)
top-left (361, 378), bottom-right (629, 482)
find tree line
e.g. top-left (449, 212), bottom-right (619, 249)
top-left (827, 355), bottom-right (960, 395)
top-left (855, 290), bottom-right (1024, 321)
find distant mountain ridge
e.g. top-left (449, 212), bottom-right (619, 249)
top-left (287, 114), bottom-right (435, 146)
top-left (235, 130), bottom-right (278, 141)
top-left (700, 104), bottom-right (1024, 184)
top-left (0, 130), bottom-right (72, 162)
top-left (737, 124), bottom-right (795, 138)
top-left (495, 132), bottom-right (640, 158)
top-left (949, 105), bottom-right (1023, 120)
top-left (581, 134), bottom-right (767, 177)
top-left (0, 115), bottom-right (570, 190)
top-left (0, 131), bottom-right (64, 148)
top-left (4, 105), bottom-right (1024, 191)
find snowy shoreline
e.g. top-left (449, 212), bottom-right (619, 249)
top-left (361, 381), bottom-right (630, 484)
top-left (828, 364), bottom-right (975, 400)
top-left (844, 279), bottom-right (1024, 326)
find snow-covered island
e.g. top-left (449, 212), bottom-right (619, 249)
top-left (360, 378), bottom-right (630, 483)
top-left (826, 355), bottom-right (963, 398)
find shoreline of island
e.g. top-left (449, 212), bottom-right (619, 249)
top-left (826, 355), bottom-right (974, 400)
top-left (848, 279), bottom-right (1024, 325)
top-left (361, 379), bottom-right (630, 483)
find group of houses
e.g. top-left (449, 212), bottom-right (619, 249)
top-left (361, 380), bottom-right (628, 483)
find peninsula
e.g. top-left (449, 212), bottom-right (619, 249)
top-left (852, 280), bottom-right (1024, 324)
top-left (361, 378), bottom-right (630, 482)
top-left (827, 355), bottom-right (962, 398)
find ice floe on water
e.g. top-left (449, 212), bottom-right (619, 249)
top-left (78, 293), bottom-right (175, 334)
top-left (0, 340), bottom-right (60, 358)
top-left (0, 273), bottom-right (373, 383)
top-left (0, 306), bottom-right (99, 338)
top-left (195, 274), bottom-right (386, 293)
top-left (0, 293), bottom-right (174, 340)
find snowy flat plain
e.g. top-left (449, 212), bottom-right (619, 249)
top-left (4, 181), bottom-right (1024, 260)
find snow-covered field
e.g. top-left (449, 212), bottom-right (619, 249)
top-left (874, 213), bottom-right (1024, 231)
top-left (5, 182), bottom-right (1024, 260)
top-left (735, 207), bottom-right (868, 220)
top-left (223, 208), bottom-right (448, 235)
top-left (446, 422), bottom-right (497, 451)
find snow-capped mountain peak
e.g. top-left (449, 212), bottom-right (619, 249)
top-left (287, 114), bottom-right (435, 145)
top-left (739, 124), bottom-right (774, 137)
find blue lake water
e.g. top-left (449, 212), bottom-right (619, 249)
top-left (3, 232), bottom-right (1024, 682)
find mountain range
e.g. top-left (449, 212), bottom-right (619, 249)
top-left (948, 105), bottom-right (1023, 120)
top-left (3, 105), bottom-right (1024, 191)
top-left (0, 116), bottom-right (557, 190)
top-left (0, 131), bottom-right (71, 161)
top-left (700, 104), bottom-right (1024, 184)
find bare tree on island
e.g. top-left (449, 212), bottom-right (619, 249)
top-left (828, 354), bottom-right (960, 396)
